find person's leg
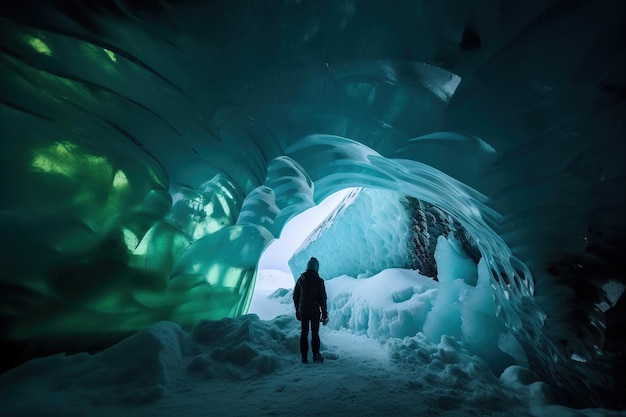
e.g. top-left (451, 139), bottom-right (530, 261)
top-left (311, 317), bottom-right (321, 355)
top-left (300, 316), bottom-right (310, 361)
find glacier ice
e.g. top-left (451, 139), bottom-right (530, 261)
top-left (1, 0), bottom-right (625, 409)
top-left (326, 269), bottom-right (438, 340)
top-left (289, 188), bottom-right (415, 279)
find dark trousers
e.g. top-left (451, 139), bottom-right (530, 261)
top-left (300, 312), bottom-right (321, 356)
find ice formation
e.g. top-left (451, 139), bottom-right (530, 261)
top-left (289, 187), bottom-right (480, 278)
top-left (0, 0), bottom-right (624, 409)
top-left (322, 234), bottom-right (526, 375)
top-left (289, 188), bottom-right (414, 279)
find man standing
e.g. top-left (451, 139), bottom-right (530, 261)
top-left (293, 257), bottom-right (328, 363)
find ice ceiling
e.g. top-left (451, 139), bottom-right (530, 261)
top-left (1, 0), bottom-right (624, 409)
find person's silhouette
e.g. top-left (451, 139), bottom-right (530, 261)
top-left (293, 257), bottom-right (328, 363)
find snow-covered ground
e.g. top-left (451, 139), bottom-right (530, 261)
top-left (0, 269), bottom-right (623, 417)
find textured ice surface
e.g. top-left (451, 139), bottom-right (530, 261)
top-left (1, 0), bottom-right (625, 408)
top-left (326, 269), bottom-right (438, 340)
top-left (289, 188), bottom-right (414, 279)
top-left (290, 187), bottom-right (482, 280)
top-left (324, 235), bottom-right (522, 374)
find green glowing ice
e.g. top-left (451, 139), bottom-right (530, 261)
top-left (24, 35), bottom-right (51, 56)
top-left (104, 48), bottom-right (117, 62)
top-left (81, 43), bottom-right (117, 74)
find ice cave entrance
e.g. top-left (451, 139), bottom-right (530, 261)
top-left (254, 188), bottom-right (353, 291)
top-left (251, 186), bottom-right (529, 377)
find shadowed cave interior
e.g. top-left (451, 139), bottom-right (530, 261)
top-left (0, 0), bottom-right (625, 410)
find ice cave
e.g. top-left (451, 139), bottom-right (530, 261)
top-left (0, 0), bottom-right (624, 412)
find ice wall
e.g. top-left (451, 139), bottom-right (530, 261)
top-left (289, 187), bottom-right (481, 279)
top-left (1, 0), bottom-right (624, 408)
top-left (289, 188), bottom-right (414, 279)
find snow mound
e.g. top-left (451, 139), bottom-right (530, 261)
top-left (190, 314), bottom-right (299, 380)
top-left (326, 268), bottom-right (437, 339)
top-left (0, 316), bottom-right (300, 414)
top-left (386, 334), bottom-right (521, 413)
top-left (1, 286), bottom-right (622, 417)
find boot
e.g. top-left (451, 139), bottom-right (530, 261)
top-left (313, 353), bottom-right (324, 363)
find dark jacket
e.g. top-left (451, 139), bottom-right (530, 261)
top-left (293, 270), bottom-right (327, 316)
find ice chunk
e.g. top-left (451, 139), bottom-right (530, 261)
top-left (422, 235), bottom-right (476, 343)
top-left (325, 269), bottom-right (438, 339)
top-left (461, 258), bottom-right (518, 374)
top-left (420, 234), bottom-right (519, 374)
